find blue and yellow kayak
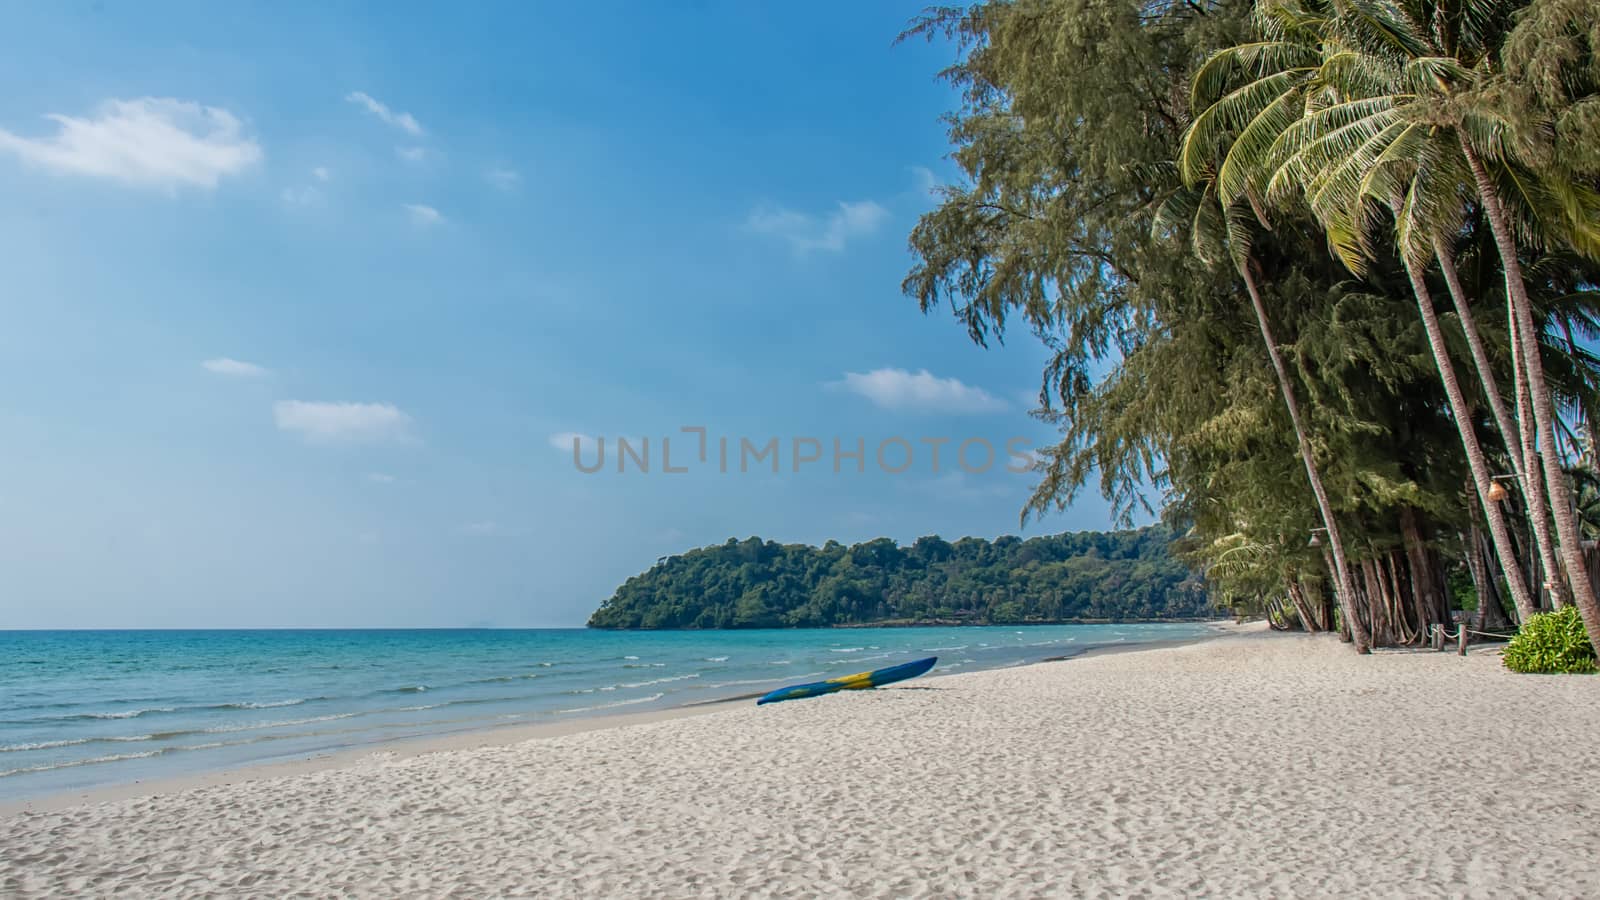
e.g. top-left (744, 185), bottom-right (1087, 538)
top-left (756, 656), bottom-right (937, 705)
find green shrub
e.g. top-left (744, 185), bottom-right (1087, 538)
top-left (1502, 607), bottom-right (1598, 674)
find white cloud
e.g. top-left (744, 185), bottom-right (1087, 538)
top-left (909, 166), bottom-right (939, 196)
top-left (744, 199), bottom-right (887, 254)
top-left (345, 91), bottom-right (424, 136)
top-left (548, 431), bottom-right (599, 453)
top-left (365, 472), bottom-right (396, 484)
top-left (202, 357), bottom-right (270, 377)
top-left (396, 145), bottom-right (434, 164)
top-left (312, 166), bottom-right (331, 181)
top-left (485, 167), bottom-right (520, 191)
top-left (273, 400), bottom-right (413, 444)
top-left (0, 97), bottom-right (261, 189)
top-left (830, 368), bottom-right (1006, 414)
top-left (903, 470), bottom-right (1020, 502)
top-left (404, 203), bottom-right (443, 226)
top-left (280, 185), bottom-right (321, 207)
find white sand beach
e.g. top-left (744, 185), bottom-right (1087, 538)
top-left (3, 626), bottom-right (1598, 898)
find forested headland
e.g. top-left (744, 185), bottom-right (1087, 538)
top-left (898, 0), bottom-right (1600, 662)
top-left (586, 528), bottom-right (1212, 629)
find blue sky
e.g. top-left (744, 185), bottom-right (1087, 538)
top-left (0, 2), bottom-right (1130, 628)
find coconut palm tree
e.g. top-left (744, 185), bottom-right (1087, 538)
top-left (1188, 0), bottom-right (1600, 646)
top-left (1179, 0), bottom-right (1539, 622)
top-left (1153, 179), bottom-right (1373, 651)
top-left (1266, 0), bottom-right (1600, 645)
top-left (1289, 126), bottom-right (1543, 622)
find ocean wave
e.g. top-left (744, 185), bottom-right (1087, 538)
top-left (3, 695), bottom-right (336, 726)
top-left (825, 653), bottom-right (893, 667)
top-left (919, 645), bottom-right (968, 652)
top-left (623, 655), bottom-right (640, 660)
top-left (0, 749), bottom-right (164, 778)
top-left (215, 697), bottom-right (320, 710)
top-left (708, 672), bottom-right (824, 690)
top-left (829, 647), bottom-right (865, 653)
top-left (0, 730), bottom-right (320, 779)
top-left (89, 706), bottom-right (177, 720)
top-left (703, 656), bottom-right (729, 662)
top-left (197, 712), bottom-right (362, 734)
top-left (618, 673), bottom-right (699, 689)
top-left (0, 696), bottom-right (166, 715)
top-left (706, 677), bottom-right (783, 689)
top-left (467, 673), bottom-right (543, 685)
top-left (556, 692), bottom-right (664, 715)
top-left (0, 734), bottom-right (158, 753)
top-left (1, 705), bottom-right (183, 725)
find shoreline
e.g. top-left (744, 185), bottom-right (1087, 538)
top-left (1, 623), bottom-right (1236, 817)
top-left (6, 623), bottom-right (1596, 895)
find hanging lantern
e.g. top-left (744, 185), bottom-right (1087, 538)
top-left (1486, 480), bottom-right (1509, 503)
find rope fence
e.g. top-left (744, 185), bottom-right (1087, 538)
top-left (1429, 623), bottom-right (1515, 655)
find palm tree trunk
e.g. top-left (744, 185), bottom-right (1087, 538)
top-left (1436, 242), bottom-right (1518, 451)
top-left (1320, 547), bottom-right (1355, 642)
top-left (1509, 314), bottom-right (1559, 612)
top-left (1460, 138), bottom-right (1600, 651)
top-left (1465, 522), bottom-right (1512, 630)
top-left (1438, 241), bottom-right (1566, 608)
top-left (1239, 258), bottom-right (1371, 652)
top-left (1401, 253), bottom-right (1540, 621)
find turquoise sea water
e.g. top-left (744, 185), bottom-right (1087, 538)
top-left (0, 623), bottom-right (1213, 801)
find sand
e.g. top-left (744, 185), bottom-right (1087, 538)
top-left (3, 625), bottom-right (1598, 898)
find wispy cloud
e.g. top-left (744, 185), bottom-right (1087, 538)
top-left (903, 470), bottom-right (1021, 502)
top-left (312, 166), bottom-right (331, 181)
top-left (365, 472), bottom-right (396, 484)
top-left (909, 165), bottom-right (938, 197)
top-left (743, 200), bottom-right (887, 254)
top-left (345, 91), bottom-right (424, 136)
top-left (273, 400), bottom-right (413, 445)
top-left (485, 167), bottom-right (521, 191)
top-left (830, 368), bottom-right (1006, 414)
top-left (202, 357), bottom-right (270, 377)
top-left (0, 97), bottom-right (261, 189)
top-left (396, 145), bottom-right (435, 164)
top-left (548, 431), bottom-right (599, 453)
top-left (404, 203), bottom-right (444, 226)
top-left (280, 185), bottom-right (322, 207)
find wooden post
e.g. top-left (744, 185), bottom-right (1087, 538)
top-left (1431, 623), bottom-right (1444, 651)
top-left (1457, 623), bottom-right (1469, 656)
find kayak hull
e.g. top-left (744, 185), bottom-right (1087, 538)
top-left (756, 656), bottom-right (937, 705)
